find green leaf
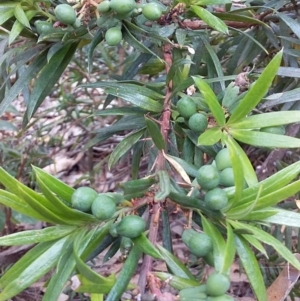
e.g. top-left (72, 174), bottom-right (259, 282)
top-left (88, 29), bottom-right (104, 73)
top-left (0, 225), bottom-right (77, 246)
top-left (166, 58), bottom-right (193, 85)
top-left (193, 76), bottom-right (225, 126)
top-left (42, 240), bottom-right (76, 301)
top-left (157, 245), bottom-right (196, 280)
top-left (0, 237), bottom-right (69, 301)
top-left (0, 9), bottom-right (14, 26)
top-left (242, 234), bottom-right (268, 258)
top-left (277, 12), bottom-right (300, 40)
top-left (34, 167), bottom-right (98, 224)
top-left (108, 129), bottom-right (144, 169)
top-left (153, 272), bottom-right (199, 290)
top-left (227, 50), bottom-right (283, 124)
top-left (0, 189), bottom-right (48, 222)
top-left (0, 241), bottom-right (54, 289)
top-left (231, 220), bottom-right (300, 270)
top-left (234, 235), bottom-right (267, 301)
top-left (0, 168), bottom-right (85, 225)
top-left (0, 120), bottom-right (17, 131)
top-left (9, 10), bottom-right (36, 44)
top-left (165, 155), bottom-right (198, 178)
top-left (75, 274), bottom-right (116, 294)
top-left (31, 166), bottom-right (75, 203)
top-left (81, 82), bottom-right (163, 113)
top-left (145, 116), bottom-right (165, 151)
top-left (191, 6), bottom-right (228, 34)
top-left (229, 129), bottom-right (300, 148)
top-left (201, 215), bottom-right (226, 272)
top-left (73, 227), bottom-right (115, 292)
top-left (263, 208), bottom-right (300, 227)
top-left (105, 245), bottom-right (142, 301)
top-left (221, 222), bottom-right (236, 273)
top-left (230, 111), bottom-right (300, 129)
top-left (198, 128), bottom-right (222, 145)
top-left (14, 4), bottom-right (30, 28)
top-left (225, 135), bottom-right (258, 187)
top-left (132, 233), bottom-right (163, 259)
top-left (223, 134), bottom-right (245, 204)
top-left (0, 49), bottom-right (48, 116)
top-left (254, 180), bottom-right (300, 210)
top-left (155, 170), bottom-right (171, 201)
top-left (94, 107), bottom-right (148, 116)
top-left (25, 42), bottom-right (78, 122)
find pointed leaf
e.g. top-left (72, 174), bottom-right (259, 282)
top-left (230, 111), bottom-right (300, 129)
top-left (42, 241), bottom-right (76, 301)
top-left (231, 220), bottom-right (300, 270)
top-left (201, 215), bottom-right (226, 272)
top-left (221, 222), bottom-right (236, 273)
top-left (14, 4), bottom-right (30, 28)
top-left (0, 237), bottom-right (69, 301)
top-left (235, 235), bottom-right (267, 301)
top-left (263, 208), bottom-right (300, 228)
top-left (191, 5), bottom-right (228, 34)
top-left (157, 245), bottom-right (196, 280)
top-left (154, 272), bottom-right (199, 290)
top-left (32, 166), bottom-right (74, 203)
top-left (198, 127), bottom-right (222, 145)
top-left (229, 128), bottom-right (300, 148)
top-left (132, 233), bottom-right (163, 259)
top-left (155, 170), bottom-right (171, 201)
top-left (81, 82), bottom-right (163, 112)
top-left (228, 50), bottom-right (283, 124)
top-left (108, 129), bottom-right (144, 169)
top-left (0, 189), bottom-right (49, 222)
top-left (145, 117), bottom-right (165, 151)
top-left (193, 76), bottom-right (225, 126)
top-left (0, 225), bottom-right (77, 246)
top-left (26, 42), bottom-right (78, 121)
top-left (88, 29), bottom-right (104, 73)
top-left (0, 49), bottom-right (48, 116)
top-left (105, 245), bottom-right (142, 301)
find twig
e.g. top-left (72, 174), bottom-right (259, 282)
top-left (137, 44), bottom-right (173, 294)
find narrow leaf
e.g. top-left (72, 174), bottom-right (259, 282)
top-left (191, 5), bottom-right (228, 34)
top-left (198, 128), bottom-right (222, 145)
top-left (105, 245), bottom-right (142, 301)
top-left (14, 4), bottom-right (30, 28)
top-left (229, 129), bottom-right (300, 148)
top-left (157, 245), bottom-right (196, 280)
top-left (193, 76), bottom-right (225, 126)
top-left (132, 233), bottom-right (163, 259)
top-left (145, 117), bottom-right (165, 151)
top-left (108, 129), bottom-right (144, 169)
top-left (231, 220), bottom-right (300, 270)
top-left (0, 225), bottom-right (77, 246)
top-left (230, 111), bottom-right (300, 129)
top-left (32, 166), bottom-right (74, 203)
top-left (227, 50), bottom-right (283, 124)
top-left (26, 42), bottom-right (78, 121)
top-left (201, 215), bottom-right (226, 272)
top-left (0, 237), bottom-right (69, 301)
top-left (235, 235), bottom-right (267, 301)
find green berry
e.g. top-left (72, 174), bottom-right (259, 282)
top-left (116, 215), bottom-right (146, 238)
top-left (91, 194), bottom-right (116, 220)
top-left (188, 113), bottom-right (208, 133)
top-left (71, 187), bottom-right (98, 212)
top-left (206, 273), bottom-right (231, 297)
top-left (142, 3), bottom-right (162, 21)
top-left (215, 148), bottom-right (231, 171)
top-left (196, 164), bottom-right (220, 190)
top-left (204, 187), bottom-right (228, 211)
top-left (110, 0), bottom-right (136, 14)
top-left (219, 168), bottom-right (235, 187)
top-left (177, 97), bottom-right (197, 118)
top-left (105, 27), bottom-right (122, 46)
top-left (54, 4), bottom-right (77, 25)
top-left (97, 1), bottom-right (111, 13)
